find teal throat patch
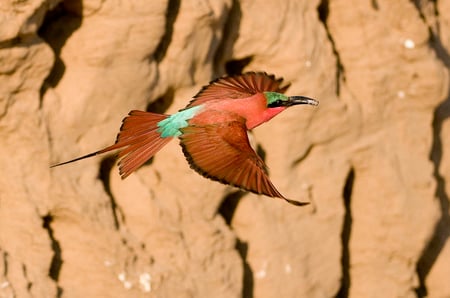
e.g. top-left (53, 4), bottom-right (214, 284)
top-left (157, 105), bottom-right (203, 138)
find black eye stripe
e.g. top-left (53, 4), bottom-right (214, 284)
top-left (268, 99), bottom-right (285, 108)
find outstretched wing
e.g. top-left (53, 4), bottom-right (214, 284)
top-left (186, 72), bottom-right (290, 108)
top-left (179, 119), bottom-right (307, 206)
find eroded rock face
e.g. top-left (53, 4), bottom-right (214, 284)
top-left (0, 0), bottom-right (449, 297)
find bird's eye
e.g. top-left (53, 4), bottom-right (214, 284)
top-left (268, 99), bottom-right (284, 108)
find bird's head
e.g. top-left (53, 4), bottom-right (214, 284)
top-left (249, 91), bottom-right (318, 128)
top-left (264, 92), bottom-right (319, 110)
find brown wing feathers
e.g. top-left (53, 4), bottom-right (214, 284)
top-left (186, 72), bottom-right (290, 108)
top-left (179, 120), bottom-right (306, 205)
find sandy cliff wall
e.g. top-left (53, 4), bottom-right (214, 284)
top-left (0, 0), bottom-right (449, 297)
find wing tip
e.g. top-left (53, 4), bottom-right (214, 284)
top-left (283, 197), bottom-right (310, 206)
top-left (265, 188), bottom-right (310, 207)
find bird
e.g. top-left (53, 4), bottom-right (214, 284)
top-left (51, 72), bottom-right (318, 206)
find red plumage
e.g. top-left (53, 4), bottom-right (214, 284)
top-left (52, 72), bottom-right (317, 206)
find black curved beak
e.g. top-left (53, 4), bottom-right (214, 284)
top-left (288, 96), bottom-right (319, 106)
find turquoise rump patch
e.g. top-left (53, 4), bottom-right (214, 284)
top-left (157, 105), bottom-right (204, 138)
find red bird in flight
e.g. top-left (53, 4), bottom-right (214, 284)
top-left (52, 72), bottom-right (318, 205)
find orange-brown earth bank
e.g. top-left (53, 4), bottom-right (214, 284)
top-left (1, 0), bottom-right (449, 297)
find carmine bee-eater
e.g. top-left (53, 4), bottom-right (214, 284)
top-left (52, 72), bottom-right (318, 205)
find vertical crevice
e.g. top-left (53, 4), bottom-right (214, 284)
top-left (38, 1), bottom-right (83, 95)
top-left (336, 168), bottom-right (354, 298)
top-left (415, 97), bottom-right (450, 298)
top-left (412, 2), bottom-right (450, 297)
top-left (218, 191), bottom-right (253, 297)
top-left (42, 214), bottom-right (63, 297)
top-left (21, 264), bottom-right (32, 292)
top-left (317, 0), bottom-right (345, 96)
top-left (225, 56), bottom-right (253, 76)
top-left (2, 251), bottom-right (8, 276)
top-left (415, 99), bottom-right (450, 298)
top-left (411, 0), bottom-right (450, 68)
top-left (98, 155), bottom-right (124, 230)
top-left (146, 88), bottom-right (175, 114)
top-left (1, 252), bottom-right (16, 296)
top-left (236, 240), bottom-right (254, 298)
top-left (218, 190), bottom-right (246, 225)
top-left (154, 0), bottom-right (181, 62)
top-left (213, 0), bottom-right (242, 76)
top-left (291, 144), bottom-right (313, 167)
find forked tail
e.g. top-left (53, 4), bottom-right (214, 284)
top-left (51, 110), bottom-right (172, 178)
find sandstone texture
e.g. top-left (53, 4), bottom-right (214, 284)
top-left (0, 0), bottom-right (449, 297)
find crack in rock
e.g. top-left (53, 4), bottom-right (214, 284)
top-left (317, 0), bottom-right (346, 96)
top-left (98, 156), bottom-right (125, 230)
top-left (1, 251), bottom-right (16, 297)
top-left (154, 0), bottom-right (181, 62)
top-left (42, 214), bottom-right (63, 297)
top-left (336, 167), bottom-right (354, 298)
top-left (213, 0), bottom-right (243, 75)
top-left (409, 2), bottom-right (450, 297)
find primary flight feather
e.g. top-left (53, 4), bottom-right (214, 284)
top-left (52, 72), bottom-right (318, 206)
